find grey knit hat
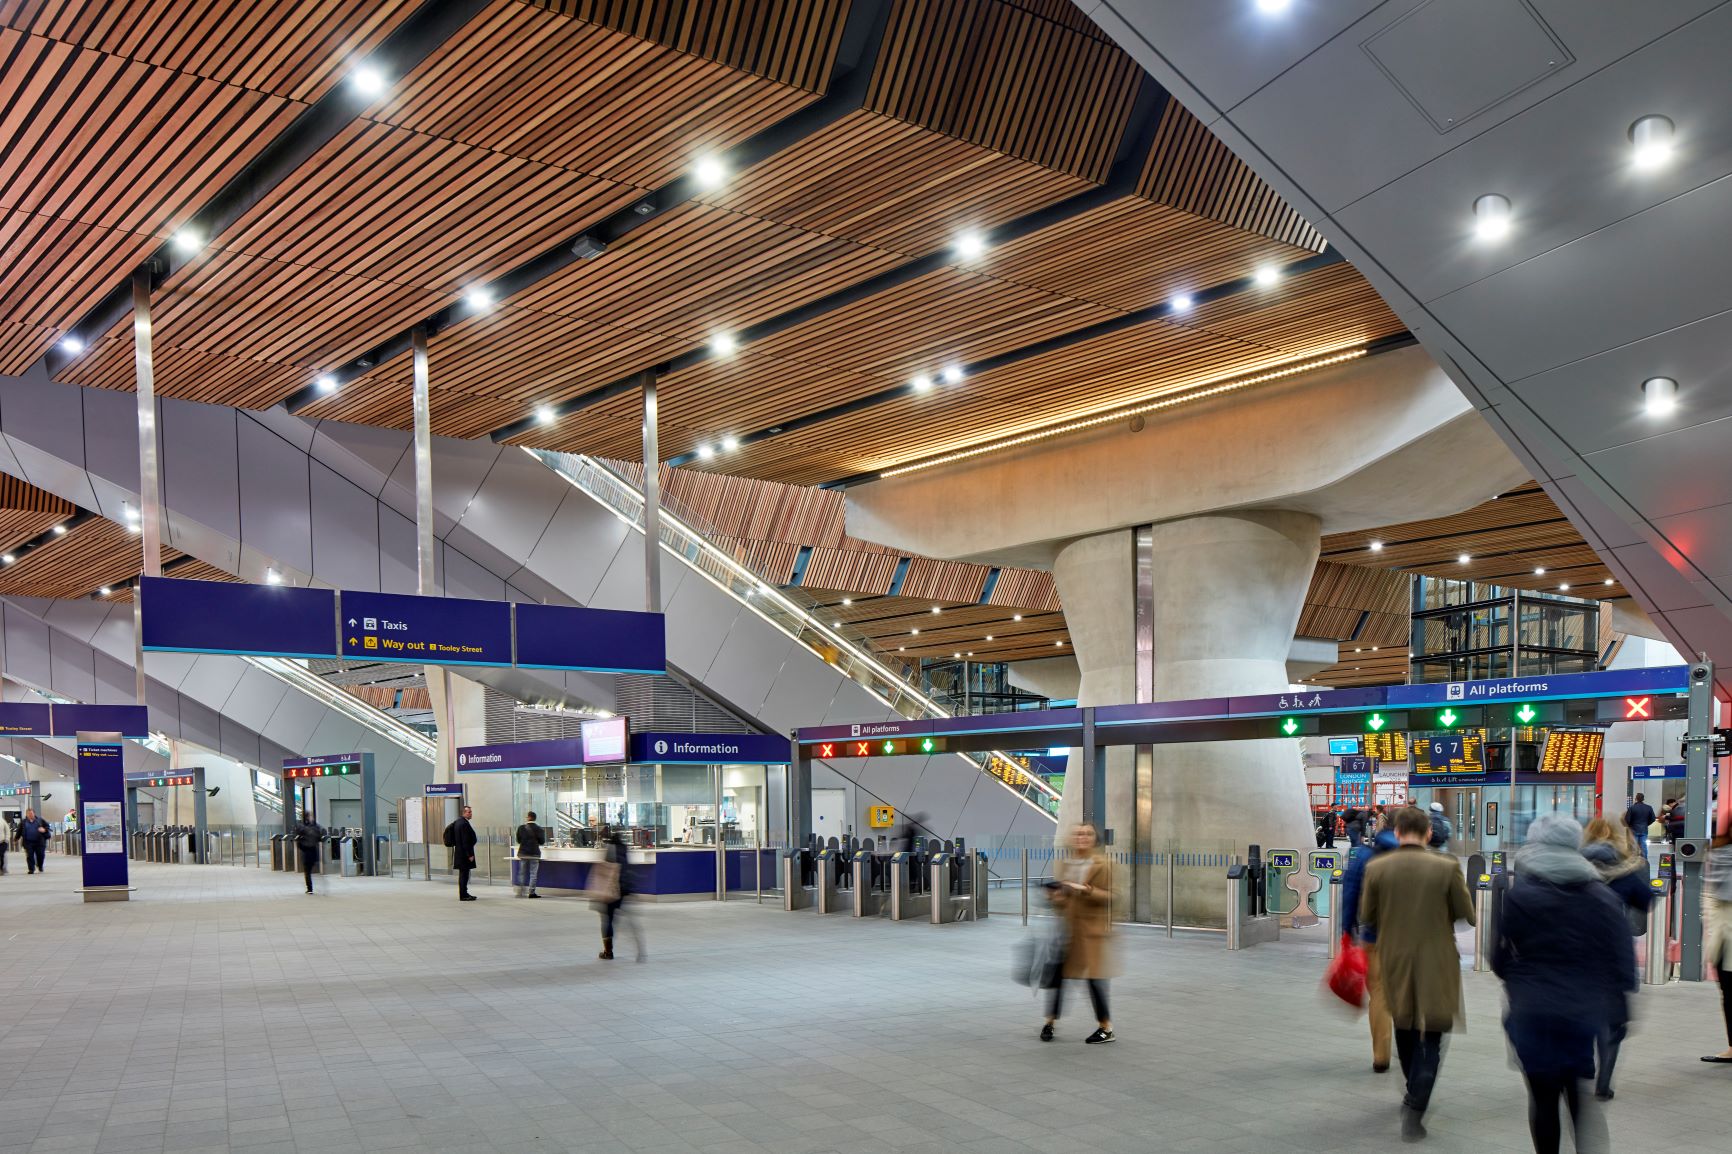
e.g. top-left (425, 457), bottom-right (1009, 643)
top-left (1526, 812), bottom-right (1583, 849)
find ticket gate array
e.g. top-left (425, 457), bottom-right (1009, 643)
top-left (268, 829), bottom-right (369, 875)
top-left (784, 834), bottom-right (989, 924)
top-left (130, 826), bottom-right (212, 864)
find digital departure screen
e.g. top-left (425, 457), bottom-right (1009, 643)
top-left (1412, 733), bottom-right (1484, 775)
top-left (1363, 731), bottom-right (1409, 764)
top-left (1538, 730), bottom-right (1603, 777)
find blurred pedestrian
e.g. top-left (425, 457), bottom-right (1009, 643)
top-left (593, 824), bottom-right (643, 961)
top-left (1039, 823), bottom-right (1115, 1045)
top-left (1494, 814), bottom-right (1632, 1153)
top-left (1341, 813), bottom-right (1399, 1072)
top-left (1358, 806), bottom-right (1476, 1141)
top-left (515, 810), bottom-right (545, 898)
top-left (1623, 793), bottom-right (1656, 859)
top-left (291, 810), bottom-right (324, 894)
top-left (1345, 808), bottom-right (1366, 848)
top-left (1702, 830), bottom-right (1732, 1065)
top-left (1580, 816), bottom-right (1652, 1099)
top-left (1426, 802), bottom-right (1452, 849)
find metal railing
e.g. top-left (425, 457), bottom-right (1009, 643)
top-left (532, 449), bottom-right (1059, 818)
top-left (246, 656), bottom-right (437, 761)
top-left (980, 837), bottom-right (1247, 932)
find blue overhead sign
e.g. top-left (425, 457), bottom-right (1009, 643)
top-left (457, 737), bottom-right (584, 774)
top-left (1631, 763), bottom-right (1686, 779)
top-left (341, 591), bottom-right (512, 666)
top-left (630, 732), bottom-right (791, 765)
top-left (1386, 666), bottom-right (1688, 706)
top-left (0, 703), bottom-right (151, 740)
top-left (0, 703), bottom-right (53, 736)
top-left (424, 782), bottom-right (465, 796)
top-left (516, 602), bottom-right (666, 675)
top-left (141, 577), bottom-right (337, 659)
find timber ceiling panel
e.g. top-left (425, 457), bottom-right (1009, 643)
top-left (380, 0), bottom-right (832, 187)
top-left (0, 473), bottom-right (72, 555)
top-left (104, 560), bottom-right (243, 602)
top-left (1306, 648), bottom-right (1410, 691)
top-left (1187, 262), bottom-right (1405, 357)
top-left (0, 1), bottom-right (421, 101)
top-left (1324, 484), bottom-right (1628, 601)
top-left (0, 518), bottom-right (181, 599)
top-left (812, 590), bottom-right (1069, 665)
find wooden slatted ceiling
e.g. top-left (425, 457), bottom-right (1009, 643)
top-left (867, 0), bottom-right (1140, 183)
top-left (813, 592), bottom-right (1069, 664)
top-left (527, 0), bottom-right (849, 92)
top-left (0, 518), bottom-right (182, 598)
top-left (0, 474), bottom-right (71, 554)
top-left (103, 560), bottom-right (243, 602)
top-left (1140, 99), bottom-right (1327, 252)
top-left (1323, 484), bottom-right (1627, 600)
top-left (0, 25), bottom-right (301, 371)
top-left (0, 1), bottom-right (421, 102)
top-left (1307, 648), bottom-right (1410, 690)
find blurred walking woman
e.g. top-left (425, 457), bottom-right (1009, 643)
top-left (1494, 814), bottom-right (1634, 1154)
top-left (1040, 823), bottom-right (1115, 1045)
top-left (1703, 830), bottom-right (1732, 1065)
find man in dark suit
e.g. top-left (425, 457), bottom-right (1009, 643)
top-left (451, 805), bottom-right (479, 901)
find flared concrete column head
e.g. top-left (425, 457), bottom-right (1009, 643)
top-left (1053, 530), bottom-right (1136, 709)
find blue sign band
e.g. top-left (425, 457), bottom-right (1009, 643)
top-left (515, 602), bottom-right (666, 675)
top-left (141, 577), bottom-right (337, 660)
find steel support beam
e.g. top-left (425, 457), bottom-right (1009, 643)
top-left (642, 372), bottom-right (662, 613)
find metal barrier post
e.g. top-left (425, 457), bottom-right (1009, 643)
top-left (1328, 874), bottom-right (1344, 959)
top-left (1166, 851), bottom-right (1176, 938)
top-left (1020, 848), bottom-right (1029, 927)
top-left (1226, 869), bottom-right (1244, 951)
top-left (1643, 878), bottom-right (1670, 984)
top-left (1472, 884), bottom-right (1493, 972)
top-left (755, 833), bottom-right (762, 905)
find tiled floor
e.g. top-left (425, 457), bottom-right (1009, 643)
top-left (0, 859), bottom-right (1724, 1153)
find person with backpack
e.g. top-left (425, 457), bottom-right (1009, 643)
top-left (1427, 802), bottom-right (1452, 849)
top-left (1580, 817), bottom-right (1651, 1100)
top-left (515, 810), bottom-right (546, 898)
top-left (445, 805), bottom-right (479, 901)
top-left (291, 810), bottom-right (324, 894)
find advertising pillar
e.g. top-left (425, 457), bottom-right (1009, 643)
top-left (77, 735), bottom-right (129, 901)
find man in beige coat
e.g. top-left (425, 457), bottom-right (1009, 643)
top-left (1359, 806), bottom-right (1475, 1142)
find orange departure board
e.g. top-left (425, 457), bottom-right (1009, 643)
top-left (1413, 733), bottom-right (1484, 774)
top-left (1539, 730), bottom-right (1602, 777)
top-left (1364, 731), bottom-right (1409, 764)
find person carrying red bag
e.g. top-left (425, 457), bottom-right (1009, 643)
top-left (1339, 814), bottom-right (1400, 1072)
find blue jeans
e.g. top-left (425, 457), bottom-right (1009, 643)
top-left (517, 858), bottom-right (540, 896)
top-left (1632, 832), bottom-right (1648, 859)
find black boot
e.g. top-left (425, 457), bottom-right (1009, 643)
top-left (599, 936), bottom-right (614, 960)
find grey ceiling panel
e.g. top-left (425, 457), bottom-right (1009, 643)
top-left (524, 490), bottom-right (630, 607)
top-left (823, 678), bottom-right (898, 727)
top-left (1430, 173), bottom-right (1732, 382)
top-left (2, 603), bottom-right (52, 689)
top-left (588, 532), bottom-right (648, 614)
top-left (1586, 412), bottom-right (1732, 519)
top-left (377, 502), bottom-right (423, 595)
top-left (78, 382), bottom-right (142, 496)
top-left (310, 419), bottom-right (409, 499)
top-left (439, 542), bottom-right (506, 603)
top-left (756, 660), bottom-right (844, 736)
top-left (1547, 475), bottom-right (1648, 550)
top-left (221, 667), bottom-right (292, 733)
top-left (904, 761), bottom-right (976, 839)
top-left (47, 628), bottom-right (96, 704)
top-left (1338, 6), bottom-right (1732, 304)
top-left (236, 417), bottom-right (313, 575)
top-left (703, 623), bottom-right (794, 719)
top-left (662, 574), bottom-right (739, 681)
top-left (179, 655), bottom-right (246, 713)
top-left (1509, 304), bottom-right (1732, 455)
top-left (1652, 502), bottom-right (1732, 581)
top-left (92, 651), bottom-right (133, 705)
top-left (454, 449), bottom-right (566, 567)
top-left (1655, 604), bottom-right (1732, 663)
top-left (309, 461), bottom-right (383, 593)
top-left (0, 370), bottom-right (85, 477)
top-left (1611, 542), bottom-right (1710, 613)
top-left (161, 398), bottom-right (241, 543)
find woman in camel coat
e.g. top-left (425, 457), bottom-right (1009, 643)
top-left (1041, 823), bottom-right (1116, 1045)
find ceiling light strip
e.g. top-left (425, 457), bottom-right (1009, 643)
top-left (877, 347), bottom-right (1367, 480)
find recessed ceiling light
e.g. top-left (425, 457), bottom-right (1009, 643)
top-left (696, 443), bottom-right (714, 460)
top-left (1170, 293), bottom-right (1193, 313)
top-left (1559, 583), bottom-right (1571, 591)
top-left (692, 155), bottom-right (727, 189)
top-left (941, 363), bottom-right (965, 385)
top-left (1642, 376), bottom-right (1678, 416)
top-left (1371, 646), bottom-right (1379, 652)
top-left (910, 373), bottom-right (933, 393)
top-left (721, 434), bottom-right (739, 451)
top-left (1458, 553), bottom-right (1471, 564)
top-left (1603, 578), bottom-right (1614, 586)
top-left (898, 646), bottom-right (905, 651)
top-left (966, 651), bottom-right (973, 657)
top-left (953, 230), bottom-right (986, 261)
top-left (535, 405), bottom-right (556, 426)
top-left (1472, 193), bottom-right (1512, 242)
top-left (953, 652), bottom-right (962, 659)
top-left (351, 64), bottom-right (386, 96)
top-left (931, 606), bottom-right (941, 614)
top-left (170, 228), bottom-right (204, 255)
top-left (841, 598), bottom-right (852, 606)
top-left (985, 636), bottom-right (994, 641)
top-left (464, 286), bottom-right (495, 311)
top-left (1055, 640), bottom-right (1065, 647)
top-left (1629, 115), bottom-right (1675, 169)
top-left (99, 586), bottom-right (111, 596)
top-left (1013, 614), bottom-right (1022, 621)
top-left (52, 524), bottom-right (67, 536)
top-left (1534, 567), bottom-right (1546, 576)
top-left (911, 628), bottom-right (920, 635)
top-left (1254, 264), bottom-right (1280, 287)
top-left (1256, 0), bottom-right (1292, 12)
top-left (710, 331), bottom-right (738, 358)
top-left (833, 621), bottom-right (841, 628)
top-left (1, 554), bottom-right (13, 565)
top-left (59, 334), bottom-right (85, 354)
top-left (1369, 540), bottom-right (1383, 553)
top-left (315, 374), bottom-right (337, 394)
top-left (1354, 648), bottom-right (1361, 653)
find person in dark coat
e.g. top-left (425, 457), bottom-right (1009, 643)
top-left (1580, 817), bottom-right (1651, 1100)
top-left (593, 826), bottom-right (642, 961)
top-left (1426, 802), bottom-right (1452, 849)
top-left (291, 811), bottom-right (324, 894)
top-left (1344, 808), bottom-right (1366, 848)
top-left (1340, 820), bottom-right (1400, 1072)
top-left (18, 809), bottom-right (50, 874)
top-left (449, 805), bottom-right (479, 901)
top-left (1623, 793), bottom-right (1656, 858)
top-left (1494, 814), bottom-right (1634, 1154)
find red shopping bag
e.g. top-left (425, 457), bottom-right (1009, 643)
top-left (1326, 935), bottom-right (1368, 1009)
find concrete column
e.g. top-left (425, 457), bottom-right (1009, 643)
top-left (1054, 511), bottom-right (1321, 925)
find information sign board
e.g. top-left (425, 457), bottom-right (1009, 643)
top-left (341, 591), bottom-right (511, 665)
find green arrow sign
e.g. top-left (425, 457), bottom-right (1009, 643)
top-left (1281, 717), bottom-right (1299, 736)
top-left (1366, 713), bottom-right (1386, 732)
top-left (1438, 708), bottom-right (1459, 727)
top-left (1515, 703), bottom-right (1536, 724)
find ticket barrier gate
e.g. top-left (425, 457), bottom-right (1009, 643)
top-left (930, 851), bottom-right (990, 923)
top-left (782, 848), bottom-right (814, 911)
top-left (1226, 847), bottom-right (1279, 950)
top-left (270, 833), bottom-right (289, 871)
top-left (814, 846), bottom-right (848, 914)
top-left (888, 852), bottom-right (931, 921)
top-left (1305, 850), bottom-right (1340, 920)
top-left (850, 849), bottom-right (885, 917)
top-left (1264, 848), bottom-right (1299, 923)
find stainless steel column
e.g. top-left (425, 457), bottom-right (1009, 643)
top-left (1643, 880), bottom-right (1670, 984)
top-left (641, 372), bottom-right (662, 612)
top-left (131, 271), bottom-right (162, 705)
top-left (713, 762), bottom-right (724, 901)
top-left (1680, 659), bottom-right (1713, 980)
top-left (411, 327), bottom-right (458, 792)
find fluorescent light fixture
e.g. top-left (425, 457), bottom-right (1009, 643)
top-left (464, 286), bottom-right (495, 311)
top-left (941, 363), bottom-right (965, 385)
top-left (692, 155), bottom-right (727, 189)
top-left (1170, 293), bottom-right (1193, 313)
top-left (535, 405), bottom-right (556, 426)
top-left (1629, 115), bottom-right (1675, 169)
top-left (351, 64), bottom-right (386, 96)
top-left (953, 230), bottom-right (986, 261)
top-left (1369, 540), bottom-right (1383, 553)
top-left (696, 443), bottom-right (715, 460)
top-left (910, 373), bottom-right (933, 393)
top-left (1458, 553), bottom-right (1471, 564)
top-left (710, 331), bottom-right (738, 358)
top-left (59, 334), bottom-right (85, 354)
top-left (1472, 193), bottom-right (1511, 241)
top-left (1642, 376), bottom-right (1678, 416)
top-left (170, 228), bottom-right (204, 255)
top-left (315, 374), bottom-right (337, 394)
top-left (720, 435), bottom-right (739, 451)
top-left (1254, 264), bottom-right (1280, 287)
